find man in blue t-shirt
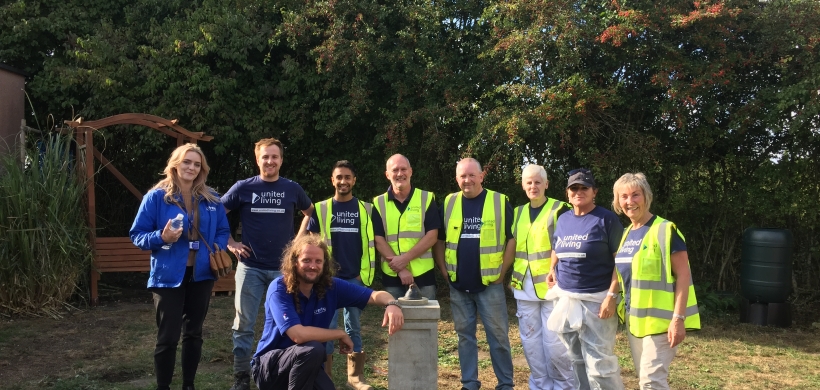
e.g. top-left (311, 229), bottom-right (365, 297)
top-left (304, 160), bottom-right (381, 389)
top-left (252, 234), bottom-right (403, 390)
top-left (434, 158), bottom-right (516, 390)
top-left (222, 138), bottom-right (314, 390)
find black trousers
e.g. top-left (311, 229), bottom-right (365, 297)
top-left (151, 266), bottom-right (214, 388)
top-left (252, 341), bottom-right (335, 390)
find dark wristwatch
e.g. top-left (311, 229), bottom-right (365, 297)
top-left (385, 300), bottom-right (401, 309)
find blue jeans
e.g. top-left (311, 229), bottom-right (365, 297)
top-left (449, 283), bottom-right (514, 390)
top-left (326, 277), bottom-right (365, 354)
top-left (233, 262), bottom-right (281, 374)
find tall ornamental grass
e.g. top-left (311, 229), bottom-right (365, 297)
top-left (0, 134), bottom-right (92, 317)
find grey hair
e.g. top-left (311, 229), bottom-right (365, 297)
top-left (522, 164), bottom-right (548, 182)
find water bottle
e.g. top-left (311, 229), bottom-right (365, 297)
top-left (162, 213), bottom-right (185, 250)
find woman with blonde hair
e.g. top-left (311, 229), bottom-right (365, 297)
top-left (612, 172), bottom-right (700, 389)
top-left (130, 143), bottom-right (231, 390)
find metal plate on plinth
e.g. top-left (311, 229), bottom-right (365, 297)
top-left (398, 297), bottom-right (429, 306)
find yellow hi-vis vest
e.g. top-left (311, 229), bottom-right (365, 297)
top-left (373, 188), bottom-right (434, 277)
top-left (443, 190), bottom-right (507, 285)
top-left (616, 216), bottom-right (701, 337)
top-left (511, 198), bottom-right (568, 299)
top-left (315, 198), bottom-right (376, 286)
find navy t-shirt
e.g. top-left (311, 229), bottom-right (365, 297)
top-left (615, 216), bottom-right (687, 311)
top-left (440, 190), bottom-right (514, 293)
top-left (254, 277), bottom-right (372, 358)
top-left (307, 197), bottom-right (381, 280)
top-left (372, 186), bottom-right (441, 287)
top-left (553, 206), bottom-right (624, 293)
top-left (221, 176), bottom-right (312, 270)
top-left (528, 201), bottom-right (570, 224)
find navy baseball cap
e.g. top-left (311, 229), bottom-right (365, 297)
top-left (567, 168), bottom-right (596, 188)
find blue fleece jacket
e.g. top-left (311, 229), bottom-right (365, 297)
top-left (130, 188), bottom-right (231, 288)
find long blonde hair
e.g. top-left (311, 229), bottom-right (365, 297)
top-left (151, 143), bottom-right (220, 204)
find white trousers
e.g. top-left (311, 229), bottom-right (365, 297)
top-left (516, 299), bottom-right (576, 390)
top-left (546, 286), bottom-right (624, 390)
top-left (626, 316), bottom-right (677, 389)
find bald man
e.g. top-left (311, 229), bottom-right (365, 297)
top-left (434, 158), bottom-right (515, 390)
top-left (372, 154), bottom-right (440, 300)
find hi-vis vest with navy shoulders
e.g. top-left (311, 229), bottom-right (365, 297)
top-left (443, 190), bottom-right (507, 285)
top-left (315, 198), bottom-right (376, 286)
top-left (616, 216), bottom-right (701, 337)
top-left (511, 198), bottom-right (568, 299)
top-left (373, 188), bottom-right (435, 277)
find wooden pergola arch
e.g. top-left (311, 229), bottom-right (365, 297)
top-left (65, 113), bottom-right (213, 223)
top-left (65, 113), bottom-right (218, 305)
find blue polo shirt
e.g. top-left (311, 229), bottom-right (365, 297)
top-left (307, 197), bottom-right (381, 280)
top-left (372, 186), bottom-right (441, 287)
top-left (254, 276), bottom-right (372, 358)
top-left (553, 205), bottom-right (624, 293)
top-left (221, 176), bottom-right (312, 270)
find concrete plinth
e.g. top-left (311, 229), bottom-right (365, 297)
top-left (388, 300), bottom-right (440, 390)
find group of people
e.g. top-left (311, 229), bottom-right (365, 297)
top-left (129, 138), bottom-right (701, 390)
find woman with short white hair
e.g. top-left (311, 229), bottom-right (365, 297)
top-left (511, 164), bottom-right (575, 389)
top-left (612, 172), bottom-right (701, 389)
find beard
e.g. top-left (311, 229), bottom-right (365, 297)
top-left (260, 168), bottom-right (278, 179)
top-left (335, 186), bottom-right (351, 196)
top-left (297, 269), bottom-right (321, 284)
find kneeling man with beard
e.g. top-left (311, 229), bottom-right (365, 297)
top-left (252, 234), bottom-right (405, 390)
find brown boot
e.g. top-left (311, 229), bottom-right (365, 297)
top-left (325, 354), bottom-right (333, 378)
top-left (346, 352), bottom-right (373, 390)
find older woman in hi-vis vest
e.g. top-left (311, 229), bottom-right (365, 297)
top-left (510, 164), bottom-right (575, 390)
top-left (612, 173), bottom-right (700, 390)
top-left (546, 168), bottom-right (625, 390)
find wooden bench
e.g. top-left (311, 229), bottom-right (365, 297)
top-left (92, 237), bottom-right (235, 305)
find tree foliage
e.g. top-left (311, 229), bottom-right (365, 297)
top-left (2, 0), bottom-right (819, 294)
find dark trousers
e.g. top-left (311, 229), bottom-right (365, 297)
top-left (252, 341), bottom-right (335, 390)
top-left (151, 266), bottom-right (214, 388)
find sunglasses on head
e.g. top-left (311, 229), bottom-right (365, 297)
top-left (569, 168), bottom-right (592, 176)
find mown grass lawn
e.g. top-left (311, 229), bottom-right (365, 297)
top-left (0, 277), bottom-right (818, 390)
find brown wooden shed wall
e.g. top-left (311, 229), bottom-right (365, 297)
top-left (0, 66), bottom-right (26, 158)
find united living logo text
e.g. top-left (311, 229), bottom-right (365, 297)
top-left (252, 191), bottom-right (285, 205)
top-left (330, 211), bottom-right (358, 225)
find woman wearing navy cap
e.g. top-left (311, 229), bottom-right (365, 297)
top-left (546, 168), bottom-right (625, 390)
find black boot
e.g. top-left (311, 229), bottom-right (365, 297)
top-left (229, 371), bottom-right (250, 390)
